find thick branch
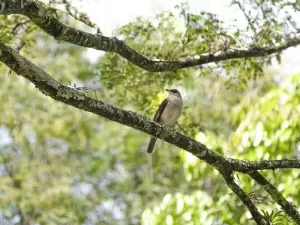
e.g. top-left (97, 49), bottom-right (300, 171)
top-left (0, 41), bottom-right (222, 167)
top-left (248, 171), bottom-right (300, 224)
top-left (221, 171), bottom-right (266, 225)
top-left (0, 42), bottom-right (269, 224)
top-left (1, 0), bottom-right (300, 72)
top-left (228, 159), bottom-right (300, 172)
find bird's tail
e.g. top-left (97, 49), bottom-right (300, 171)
top-left (147, 137), bottom-right (157, 153)
top-left (146, 153), bottom-right (153, 181)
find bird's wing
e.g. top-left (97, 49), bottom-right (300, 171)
top-left (153, 98), bottom-right (168, 122)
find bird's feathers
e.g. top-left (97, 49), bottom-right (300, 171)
top-left (153, 98), bottom-right (168, 122)
top-left (147, 89), bottom-right (182, 153)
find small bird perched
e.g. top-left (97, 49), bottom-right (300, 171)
top-left (147, 89), bottom-right (183, 153)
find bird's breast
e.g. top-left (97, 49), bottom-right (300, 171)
top-left (160, 98), bottom-right (182, 125)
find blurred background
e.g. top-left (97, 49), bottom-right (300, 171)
top-left (0, 0), bottom-right (299, 224)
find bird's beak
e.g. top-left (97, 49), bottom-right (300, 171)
top-left (165, 89), bottom-right (170, 92)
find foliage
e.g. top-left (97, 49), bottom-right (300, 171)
top-left (0, 0), bottom-right (299, 224)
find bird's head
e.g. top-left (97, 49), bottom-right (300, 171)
top-left (166, 89), bottom-right (182, 99)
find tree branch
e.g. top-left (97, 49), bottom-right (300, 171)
top-left (0, 41), bottom-right (221, 167)
top-left (1, 40), bottom-right (300, 225)
top-left (221, 171), bottom-right (266, 225)
top-left (0, 42), bottom-right (272, 224)
top-left (248, 171), bottom-right (300, 224)
top-left (227, 158), bottom-right (300, 172)
top-left (233, 1), bottom-right (257, 37)
top-left (1, 0), bottom-right (300, 72)
top-left (1, 1), bottom-right (300, 223)
top-left (3, 41), bottom-right (298, 176)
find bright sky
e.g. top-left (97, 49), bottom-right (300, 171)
top-left (83, 0), bottom-right (238, 34)
top-left (79, 0), bottom-right (299, 72)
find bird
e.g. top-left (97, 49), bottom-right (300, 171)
top-left (147, 89), bottom-right (183, 153)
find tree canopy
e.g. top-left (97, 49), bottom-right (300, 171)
top-left (0, 0), bottom-right (299, 225)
